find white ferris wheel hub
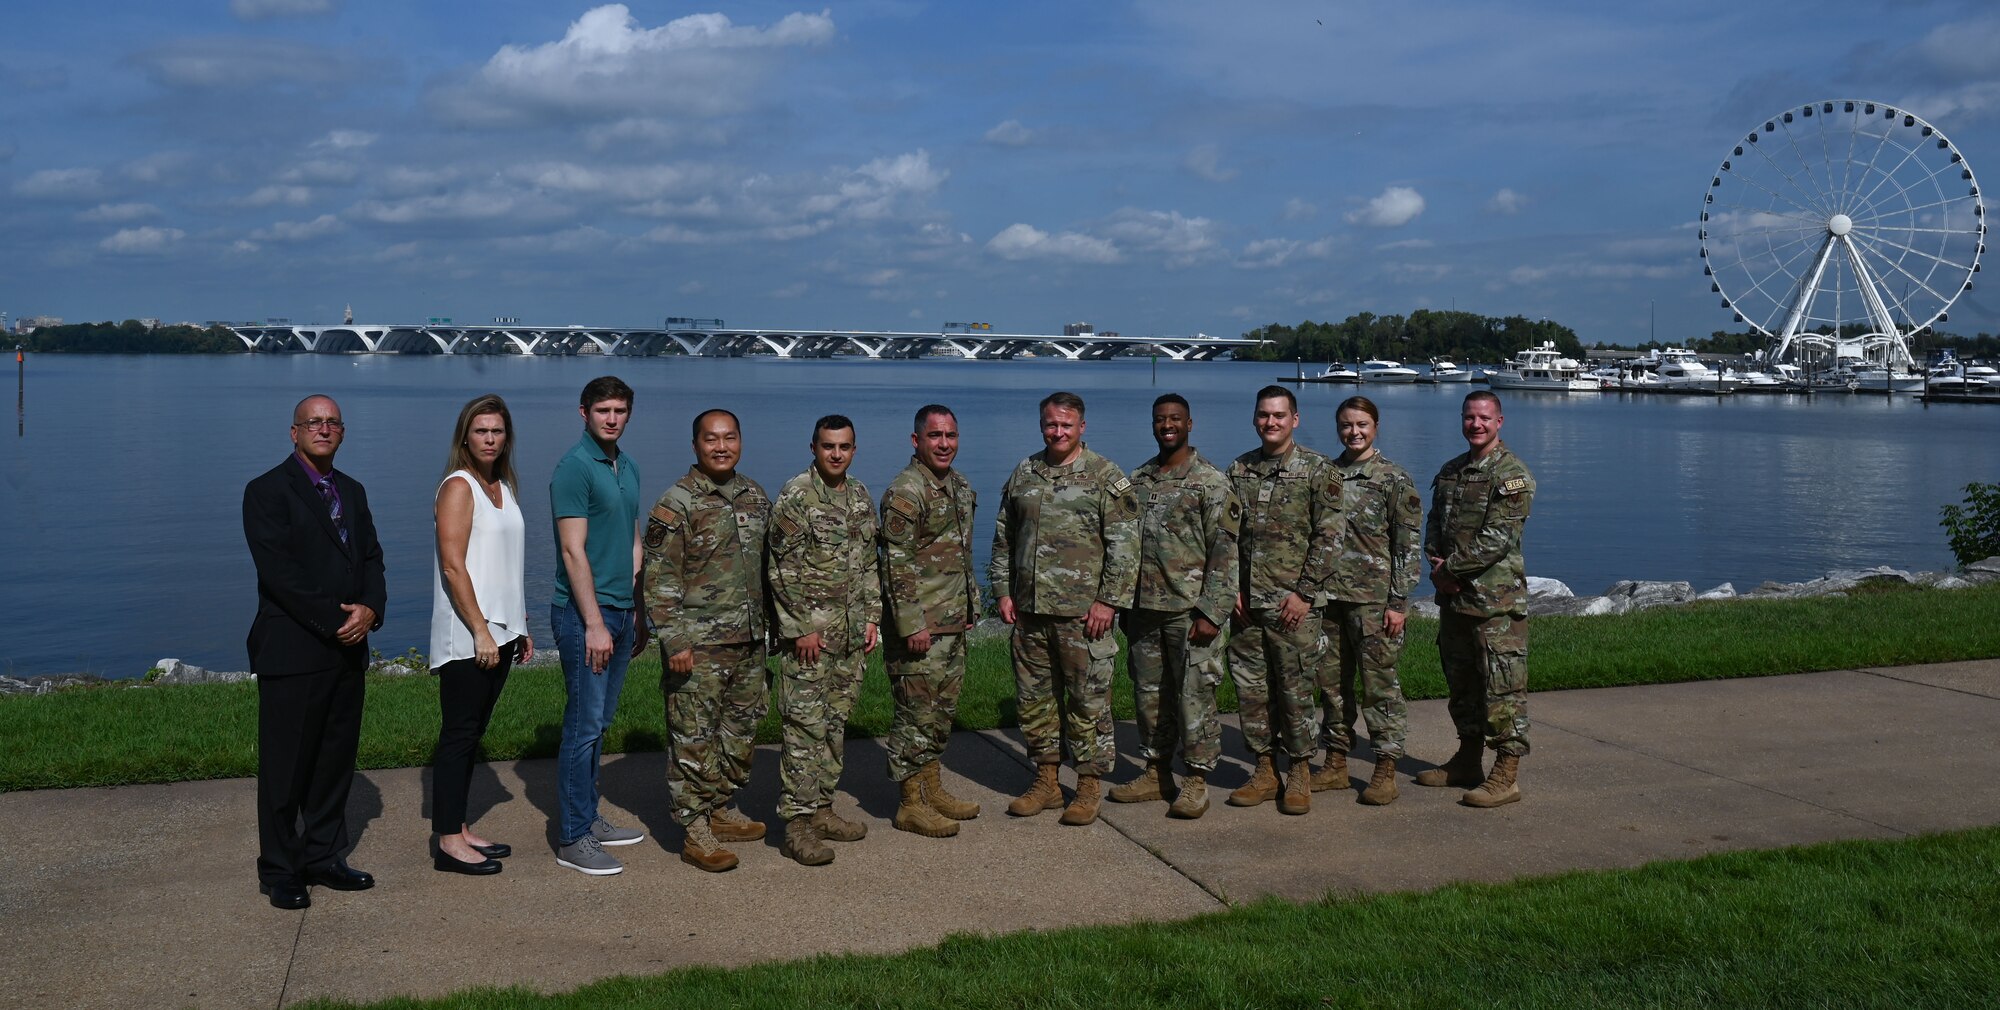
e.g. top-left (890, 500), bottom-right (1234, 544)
top-left (1827, 213), bottom-right (1852, 236)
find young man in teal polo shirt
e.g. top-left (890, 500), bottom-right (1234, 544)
top-left (551, 376), bottom-right (647, 875)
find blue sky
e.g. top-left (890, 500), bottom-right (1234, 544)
top-left (4, 0), bottom-right (1997, 343)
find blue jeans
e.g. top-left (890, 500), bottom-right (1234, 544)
top-left (552, 602), bottom-right (636, 844)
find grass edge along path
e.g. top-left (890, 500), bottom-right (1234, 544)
top-left (293, 826), bottom-right (2000, 1009)
top-left (4, 583), bottom-right (1998, 792)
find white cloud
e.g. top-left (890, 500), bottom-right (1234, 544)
top-left (100, 226), bottom-right (185, 254)
top-left (678, 280), bottom-right (708, 295)
top-left (349, 188), bottom-right (567, 226)
top-left (231, 0), bottom-right (337, 21)
top-left (132, 38), bottom-right (358, 91)
top-left (432, 5), bottom-right (836, 127)
top-left (984, 119), bottom-right (1035, 146)
top-left (1379, 238), bottom-right (1434, 251)
top-left (244, 185), bottom-right (313, 207)
top-left (79, 203), bottom-right (161, 223)
top-left (1282, 198), bottom-right (1317, 221)
top-left (1235, 238), bottom-right (1299, 269)
top-left (986, 223), bottom-right (1122, 264)
top-left (1487, 188), bottom-right (1529, 215)
top-left (312, 130), bottom-right (377, 151)
top-left (1184, 143), bottom-right (1238, 183)
top-left (1346, 186), bottom-right (1426, 228)
top-left (251, 214), bottom-right (343, 242)
top-left (1100, 208), bottom-right (1219, 267)
top-left (14, 168), bottom-right (106, 200)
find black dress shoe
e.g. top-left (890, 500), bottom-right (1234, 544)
top-left (260, 882), bottom-right (311, 910)
top-left (305, 861), bottom-right (375, 891)
top-left (470, 842), bottom-right (511, 859)
top-left (434, 850), bottom-right (503, 875)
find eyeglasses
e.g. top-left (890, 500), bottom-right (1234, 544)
top-left (295, 418), bottom-right (346, 432)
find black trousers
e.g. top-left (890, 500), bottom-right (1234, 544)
top-left (431, 648), bottom-right (515, 835)
top-left (257, 662), bottom-right (365, 886)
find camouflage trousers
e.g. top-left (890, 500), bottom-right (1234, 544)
top-left (1437, 610), bottom-right (1530, 757)
top-left (1226, 607), bottom-right (1323, 759)
top-left (1120, 608), bottom-right (1224, 773)
top-left (884, 632), bottom-right (967, 783)
top-left (662, 641), bottom-right (768, 827)
top-left (774, 645), bottom-right (864, 821)
top-left (1012, 612), bottom-right (1117, 775)
top-left (1317, 601), bottom-right (1410, 760)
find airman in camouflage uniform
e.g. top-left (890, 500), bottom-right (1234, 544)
top-left (1420, 390), bottom-right (1535, 808)
top-left (1225, 385), bottom-right (1343, 815)
top-left (991, 391), bottom-right (1141, 827)
top-left (1315, 395), bottom-right (1423, 806)
top-left (880, 405), bottom-right (984, 838)
top-left (767, 416), bottom-right (880, 866)
top-left (644, 408), bottom-right (770, 872)
top-left (1107, 394), bottom-right (1240, 820)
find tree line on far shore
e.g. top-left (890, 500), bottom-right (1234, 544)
top-left (1234, 310), bottom-right (2000, 365)
top-left (12, 321), bottom-right (245, 354)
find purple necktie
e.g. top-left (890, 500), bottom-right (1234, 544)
top-left (315, 477), bottom-right (348, 545)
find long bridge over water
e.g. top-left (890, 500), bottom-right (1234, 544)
top-left (225, 323), bottom-right (1261, 360)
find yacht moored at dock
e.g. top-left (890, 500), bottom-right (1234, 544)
top-left (1358, 359), bottom-right (1419, 383)
top-left (1484, 342), bottom-right (1600, 392)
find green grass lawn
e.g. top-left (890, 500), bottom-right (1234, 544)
top-left (4, 583), bottom-right (1997, 792)
top-left (291, 825), bottom-right (2000, 1009)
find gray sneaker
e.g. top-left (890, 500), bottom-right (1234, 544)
top-left (591, 815), bottom-right (644, 847)
top-left (555, 834), bottom-right (623, 876)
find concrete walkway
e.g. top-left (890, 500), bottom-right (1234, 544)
top-left (3, 660), bottom-right (1997, 1009)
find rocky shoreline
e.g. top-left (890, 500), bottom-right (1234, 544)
top-left (5, 556), bottom-right (1996, 697)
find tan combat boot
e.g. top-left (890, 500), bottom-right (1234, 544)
top-left (708, 805), bottom-right (767, 842)
top-left (1059, 774), bottom-right (1102, 826)
top-left (680, 817), bottom-right (739, 873)
top-left (1107, 761), bottom-right (1173, 803)
top-left (1226, 754), bottom-right (1279, 807)
top-left (1414, 739), bottom-right (1485, 788)
top-left (1310, 751), bottom-right (1348, 793)
top-left (811, 806), bottom-right (868, 842)
top-left (782, 815), bottom-right (834, 866)
top-left (921, 760), bottom-right (981, 820)
top-left (1277, 757), bottom-right (1311, 815)
top-left (1167, 773), bottom-right (1209, 819)
top-left (1461, 753), bottom-right (1521, 808)
top-left (1007, 762), bottom-right (1064, 817)
top-left (1359, 754), bottom-right (1400, 806)
top-left (893, 775), bottom-right (960, 837)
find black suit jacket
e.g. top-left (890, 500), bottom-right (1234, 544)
top-left (243, 455), bottom-right (388, 676)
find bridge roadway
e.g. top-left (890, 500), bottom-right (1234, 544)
top-left (226, 323), bottom-right (1261, 360)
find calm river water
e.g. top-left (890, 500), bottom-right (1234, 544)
top-left (2, 354), bottom-right (1993, 678)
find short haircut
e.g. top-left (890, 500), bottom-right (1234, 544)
top-left (692, 407), bottom-right (740, 439)
top-left (293, 393), bottom-right (337, 422)
top-left (913, 403), bottom-right (956, 433)
top-left (1040, 390), bottom-right (1086, 417)
top-left (1254, 384), bottom-right (1297, 411)
top-left (1463, 390), bottom-right (1502, 412)
top-left (1336, 395), bottom-right (1379, 423)
top-left (1152, 393), bottom-right (1190, 414)
top-left (579, 375), bottom-right (634, 409)
top-left (812, 414), bottom-right (855, 441)
top-left (443, 393), bottom-right (518, 490)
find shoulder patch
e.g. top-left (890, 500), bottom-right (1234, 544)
top-left (774, 512), bottom-right (803, 542)
top-left (1499, 477), bottom-right (1529, 495)
top-left (1109, 476), bottom-right (1133, 497)
top-left (650, 503), bottom-right (682, 529)
top-left (887, 491), bottom-right (921, 521)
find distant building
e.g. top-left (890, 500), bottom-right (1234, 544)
top-left (138, 318), bottom-right (160, 330)
top-left (1063, 322), bottom-right (1095, 337)
top-left (17, 315), bottom-right (63, 334)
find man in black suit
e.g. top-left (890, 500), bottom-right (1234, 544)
top-left (242, 394), bottom-right (387, 910)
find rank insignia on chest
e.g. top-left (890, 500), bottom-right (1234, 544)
top-left (737, 512), bottom-right (754, 528)
top-left (1257, 485), bottom-right (1273, 503)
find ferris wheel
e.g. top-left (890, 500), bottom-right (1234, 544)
top-left (1700, 99), bottom-right (1984, 369)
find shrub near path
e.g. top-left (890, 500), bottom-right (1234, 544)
top-left (4, 583), bottom-right (1998, 792)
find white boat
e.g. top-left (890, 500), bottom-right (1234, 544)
top-left (1845, 364), bottom-right (1927, 393)
top-left (1307, 363), bottom-right (1360, 383)
top-left (1484, 342), bottom-right (1600, 392)
top-left (1358, 359), bottom-right (1419, 383)
top-left (1427, 356), bottom-right (1475, 382)
top-left (1728, 368), bottom-right (1787, 392)
top-left (1964, 364), bottom-right (1998, 381)
top-left (1926, 354), bottom-right (1991, 394)
top-left (1651, 347), bottom-right (1740, 392)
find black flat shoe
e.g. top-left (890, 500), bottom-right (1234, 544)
top-left (305, 861), bottom-right (375, 891)
top-left (260, 882), bottom-right (311, 910)
top-left (433, 850), bottom-right (503, 875)
top-left (470, 842), bottom-right (511, 859)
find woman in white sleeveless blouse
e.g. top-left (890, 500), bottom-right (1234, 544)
top-left (429, 394), bottom-right (532, 875)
